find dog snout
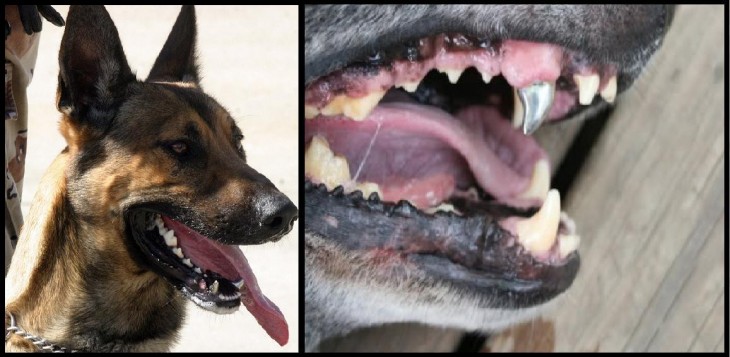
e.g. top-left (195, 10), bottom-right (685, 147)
top-left (255, 191), bottom-right (298, 243)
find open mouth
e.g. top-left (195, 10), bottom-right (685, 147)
top-left (304, 34), bottom-right (611, 304)
top-left (126, 210), bottom-right (289, 346)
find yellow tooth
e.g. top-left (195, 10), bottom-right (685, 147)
top-left (573, 73), bottom-right (600, 105)
top-left (518, 159), bottom-right (550, 201)
top-left (424, 203), bottom-right (459, 215)
top-left (512, 87), bottom-right (524, 128)
top-left (304, 136), bottom-right (351, 189)
top-left (320, 91), bottom-right (386, 121)
top-left (600, 75), bottom-right (617, 103)
top-left (305, 105), bottom-right (320, 119)
top-left (438, 68), bottom-right (464, 84)
top-left (354, 181), bottom-right (381, 198)
top-left (558, 234), bottom-right (580, 259)
top-left (396, 81), bottom-right (420, 93)
top-left (516, 189), bottom-right (561, 254)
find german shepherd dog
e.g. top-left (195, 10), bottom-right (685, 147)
top-left (304, 5), bottom-right (674, 351)
top-left (5, 6), bottom-right (297, 352)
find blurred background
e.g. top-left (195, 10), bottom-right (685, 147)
top-left (20, 5), bottom-right (298, 352)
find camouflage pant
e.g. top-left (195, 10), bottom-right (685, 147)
top-left (5, 5), bottom-right (40, 275)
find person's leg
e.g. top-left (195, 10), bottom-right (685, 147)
top-left (5, 5), bottom-right (40, 275)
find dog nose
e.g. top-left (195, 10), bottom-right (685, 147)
top-left (261, 195), bottom-right (298, 238)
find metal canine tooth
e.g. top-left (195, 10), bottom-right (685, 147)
top-left (517, 81), bottom-right (555, 135)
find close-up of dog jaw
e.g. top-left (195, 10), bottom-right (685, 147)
top-left (304, 4), bottom-right (674, 352)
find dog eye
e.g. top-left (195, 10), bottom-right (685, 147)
top-left (165, 140), bottom-right (189, 156)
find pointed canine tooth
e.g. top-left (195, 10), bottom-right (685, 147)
top-left (397, 81), bottom-right (420, 93)
top-left (515, 189), bottom-right (561, 254)
top-left (437, 68), bottom-right (464, 84)
top-left (518, 159), bottom-right (550, 201)
top-left (600, 75), bottom-right (617, 103)
top-left (163, 230), bottom-right (177, 247)
top-left (518, 81), bottom-right (555, 135)
top-left (305, 135), bottom-right (352, 189)
top-left (172, 247), bottom-right (184, 258)
top-left (304, 105), bottom-right (319, 119)
top-left (573, 73), bottom-right (600, 105)
top-left (194, 267), bottom-right (202, 274)
top-left (481, 73), bottom-right (493, 84)
top-left (157, 225), bottom-right (167, 236)
top-left (182, 258), bottom-right (193, 267)
top-left (210, 280), bottom-right (219, 294)
top-left (512, 87), bottom-right (524, 129)
top-left (233, 280), bottom-right (244, 289)
top-left (320, 91), bottom-right (385, 121)
top-left (558, 234), bottom-right (580, 259)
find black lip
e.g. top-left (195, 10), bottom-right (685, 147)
top-left (125, 209), bottom-right (241, 310)
top-left (305, 181), bottom-right (580, 308)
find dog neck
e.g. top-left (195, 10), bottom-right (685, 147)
top-left (5, 152), bottom-right (184, 352)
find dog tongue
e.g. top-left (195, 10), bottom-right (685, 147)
top-left (161, 216), bottom-right (289, 346)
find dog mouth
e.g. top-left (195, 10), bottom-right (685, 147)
top-left (304, 34), bottom-right (611, 304)
top-left (126, 210), bottom-right (288, 346)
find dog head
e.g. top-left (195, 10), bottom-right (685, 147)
top-left (55, 6), bottom-right (295, 342)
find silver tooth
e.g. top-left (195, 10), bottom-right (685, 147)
top-left (517, 81), bottom-right (555, 135)
top-left (232, 280), bottom-right (245, 289)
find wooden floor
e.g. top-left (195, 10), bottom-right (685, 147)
top-left (318, 5), bottom-right (725, 352)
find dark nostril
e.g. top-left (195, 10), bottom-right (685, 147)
top-left (264, 215), bottom-right (283, 229)
top-left (263, 201), bottom-right (298, 232)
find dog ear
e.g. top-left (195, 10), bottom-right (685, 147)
top-left (56, 5), bottom-right (135, 129)
top-left (146, 5), bottom-right (199, 85)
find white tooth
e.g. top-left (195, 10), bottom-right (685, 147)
top-left (194, 267), bottom-right (202, 274)
top-left (182, 258), bottom-right (193, 267)
top-left (573, 73), bottom-right (600, 105)
top-left (210, 280), bottom-right (219, 294)
top-left (157, 225), bottom-right (167, 236)
top-left (320, 91), bottom-right (386, 121)
top-left (305, 136), bottom-right (352, 189)
top-left (233, 280), bottom-right (244, 289)
top-left (512, 87), bottom-right (524, 129)
top-left (558, 234), bottom-right (580, 259)
top-left (172, 247), bottom-right (184, 258)
top-left (163, 230), bottom-right (177, 247)
top-left (438, 68), bottom-right (464, 84)
top-left (481, 73), bottom-right (493, 85)
top-left (396, 81), bottom-right (420, 93)
top-left (353, 181), bottom-right (381, 198)
top-left (600, 75), bottom-right (617, 103)
top-left (304, 105), bottom-right (320, 119)
top-left (518, 159), bottom-right (550, 201)
top-left (515, 189), bottom-right (561, 254)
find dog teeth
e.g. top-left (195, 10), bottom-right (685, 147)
top-left (518, 159), bottom-right (550, 202)
top-left (232, 279), bottom-right (245, 289)
top-left (395, 81), bottom-right (421, 93)
top-left (210, 280), bottom-right (219, 294)
top-left (305, 135), bottom-right (352, 190)
top-left (172, 247), bottom-right (184, 259)
top-left (182, 258), bottom-right (193, 267)
top-left (163, 230), bottom-right (177, 247)
top-left (319, 90), bottom-right (386, 120)
top-left (194, 267), bottom-right (202, 274)
top-left (558, 234), bottom-right (580, 259)
top-left (600, 75), bottom-right (617, 103)
top-left (516, 81), bottom-right (555, 135)
top-left (437, 67), bottom-right (464, 84)
top-left (515, 189), bottom-right (561, 255)
top-left (304, 105), bottom-right (320, 119)
top-left (574, 73), bottom-right (600, 105)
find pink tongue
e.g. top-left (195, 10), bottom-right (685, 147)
top-left (161, 216), bottom-right (289, 346)
top-left (305, 102), bottom-right (548, 208)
